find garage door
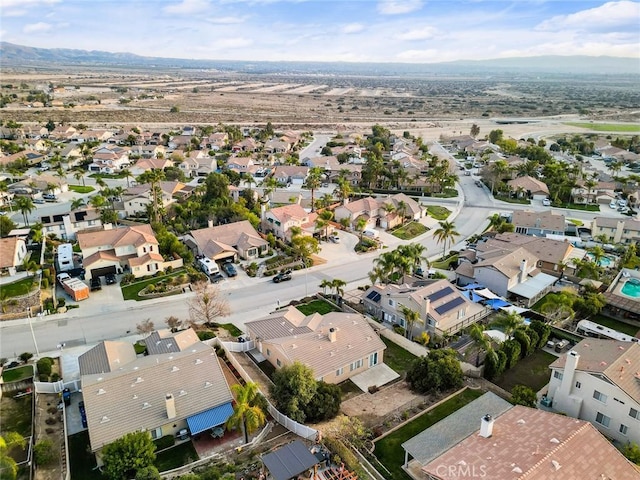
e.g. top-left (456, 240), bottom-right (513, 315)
top-left (90, 265), bottom-right (117, 279)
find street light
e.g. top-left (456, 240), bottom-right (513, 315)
top-left (27, 314), bottom-right (40, 357)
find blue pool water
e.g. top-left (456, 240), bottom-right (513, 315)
top-left (621, 278), bottom-right (640, 298)
top-left (587, 253), bottom-right (613, 267)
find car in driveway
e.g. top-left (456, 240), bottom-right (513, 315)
top-left (542, 198), bottom-right (551, 206)
top-left (105, 273), bottom-right (117, 285)
top-left (222, 262), bottom-right (237, 277)
top-left (273, 270), bottom-right (292, 283)
top-left (329, 233), bottom-right (340, 243)
top-left (90, 277), bottom-right (102, 291)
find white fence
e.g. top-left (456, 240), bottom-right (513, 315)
top-left (220, 340), bottom-right (255, 352)
top-left (33, 379), bottom-right (80, 394)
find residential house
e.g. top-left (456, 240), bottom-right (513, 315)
top-left (0, 151), bottom-right (46, 167)
top-left (507, 175), bottom-right (550, 200)
top-left (22, 138), bottom-right (48, 152)
top-left (167, 135), bottom-right (193, 150)
top-left (58, 143), bottom-right (83, 167)
top-left (381, 193), bottom-right (424, 221)
top-left (79, 329), bottom-right (234, 457)
top-left (456, 246), bottom-right (557, 306)
top-left (183, 220), bottom-right (268, 261)
top-left (121, 181), bottom-right (188, 217)
top-left (262, 203), bottom-right (317, 241)
top-left (246, 308), bottom-right (386, 385)
top-left (227, 157), bottom-right (259, 175)
top-left (129, 144), bottom-right (166, 159)
top-left (201, 132), bottom-right (228, 151)
top-left (41, 207), bottom-right (103, 240)
top-left (89, 146), bottom-right (130, 173)
top-left (271, 166), bottom-right (309, 185)
top-left (49, 125), bottom-right (77, 141)
top-left (571, 179), bottom-right (616, 205)
top-left (363, 279), bottom-right (488, 337)
top-left (326, 163), bottom-right (362, 186)
top-left (179, 151), bottom-right (217, 178)
top-left (511, 210), bottom-right (566, 236)
top-left (402, 392), bottom-right (639, 480)
top-left (10, 173), bottom-right (69, 196)
top-left (592, 216), bottom-right (640, 245)
top-left (78, 129), bottom-right (114, 143)
top-left (129, 157), bottom-right (173, 177)
top-left (547, 339), bottom-right (640, 446)
top-left (334, 197), bottom-right (380, 230)
top-left (77, 224), bottom-right (181, 279)
top-left (0, 236), bottom-right (28, 276)
top-left (264, 139), bottom-right (290, 155)
top-left (232, 137), bottom-right (260, 153)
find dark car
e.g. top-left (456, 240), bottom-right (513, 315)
top-left (273, 270), bottom-right (292, 283)
top-left (90, 277), bottom-right (102, 291)
top-left (222, 262), bottom-right (237, 277)
top-left (105, 273), bottom-right (117, 285)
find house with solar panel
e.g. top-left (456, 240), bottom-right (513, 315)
top-left (78, 328), bottom-right (234, 462)
top-left (362, 279), bottom-right (488, 337)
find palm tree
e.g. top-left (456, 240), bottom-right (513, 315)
top-left (15, 196), bottom-right (34, 226)
top-left (333, 178), bottom-right (352, 204)
top-left (400, 305), bottom-right (421, 340)
top-left (396, 200), bottom-right (408, 226)
top-left (491, 311), bottom-right (525, 337)
top-left (73, 169), bottom-right (86, 187)
top-left (368, 266), bottom-right (388, 285)
top-left (589, 245), bottom-right (606, 266)
top-left (95, 176), bottom-right (107, 191)
top-left (330, 278), bottom-right (347, 301)
top-left (304, 166), bottom-right (323, 212)
top-left (137, 169), bottom-right (166, 223)
top-left (0, 432), bottom-right (27, 480)
top-left (70, 198), bottom-right (85, 210)
top-left (584, 178), bottom-right (598, 204)
top-left (317, 210), bottom-right (333, 240)
top-left (54, 167), bottom-right (67, 187)
top-left (434, 221), bottom-right (460, 259)
top-left (225, 382), bottom-right (266, 444)
top-left (319, 279), bottom-right (332, 295)
top-left (121, 168), bottom-right (133, 188)
top-left (355, 217), bottom-right (367, 240)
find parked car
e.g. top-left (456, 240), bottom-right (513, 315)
top-left (222, 262), bottom-right (237, 277)
top-left (329, 233), bottom-right (340, 243)
top-left (105, 273), bottom-right (117, 285)
top-left (33, 198), bottom-right (45, 204)
top-left (90, 277), bottom-right (102, 291)
top-left (43, 193), bottom-right (57, 201)
top-left (273, 270), bottom-right (292, 283)
top-left (610, 201), bottom-right (618, 209)
top-left (542, 198), bottom-right (551, 206)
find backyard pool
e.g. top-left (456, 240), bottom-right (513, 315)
top-left (587, 253), bottom-right (614, 267)
top-left (621, 278), bottom-right (640, 298)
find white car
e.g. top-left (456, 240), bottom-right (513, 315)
top-left (542, 199), bottom-right (551, 206)
top-left (610, 201), bottom-right (618, 209)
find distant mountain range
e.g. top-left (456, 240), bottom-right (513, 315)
top-left (1, 41), bottom-right (639, 76)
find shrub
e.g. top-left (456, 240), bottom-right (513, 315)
top-left (34, 439), bottom-right (57, 465)
top-left (197, 330), bottom-right (216, 341)
top-left (37, 357), bottom-right (53, 376)
top-left (41, 278), bottom-right (49, 289)
top-left (322, 436), bottom-right (367, 479)
top-left (57, 297), bottom-right (65, 307)
top-left (19, 352), bottom-right (34, 363)
top-left (153, 435), bottom-right (175, 451)
top-left (50, 372), bottom-right (60, 382)
top-left (45, 417), bottom-right (57, 425)
top-left (39, 374), bottom-right (49, 382)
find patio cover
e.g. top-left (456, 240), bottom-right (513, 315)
top-left (508, 272), bottom-right (557, 299)
top-left (474, 288), bottom-right (500, 300)
top-left (461, 290), bottom-right (483, 303)
top-left (484, 298), bottom-right (511, 310)
top-left (499, 306), bottom-right (530, 316)
top-left (461, 283), bottom-right (484, 290)
top-left (262, 440), bottom-right (318, 480)
top-left (186, 402), bottom-right (234, 435)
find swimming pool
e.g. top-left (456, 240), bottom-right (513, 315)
top-left (621, 278), bottom-right (640, 298)
top-left (587, 253), bottom-right (614, 267)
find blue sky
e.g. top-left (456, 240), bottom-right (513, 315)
top-left (1, 0), bottom-right (639, 62)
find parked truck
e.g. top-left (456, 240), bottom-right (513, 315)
top-left (57, 273), bottom-right (90, 301)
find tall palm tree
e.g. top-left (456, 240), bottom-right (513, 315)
top-left (333, 178), bottom-right (352, 204)
top-left (121, 168), bottom-right (133, 188)
top-left (400, 305), bottom-right (421, 340)
top-left (70, 198), bottom-right (85, 210)
top-left (491, 311), bottom-right (525, 337)
top-left (15, 197), bottom-right (34, 226)
top-left (137, 169), bottom-right (166, 223)
top-left (319, 279), bottom-right (332, 295)
top-left (0, 432), bottom-right (27, 480)
top-left (396, 200), bottom-right (408, 226)
top-left (225, 382), bottom-right (266, 444)
top-left (54, 167), bottom-right (67, 187)
top-left (589, 245), bottom-right (606, 266)
top-left (434, 221), bottom-right (460, 259)
top-left (304, 166), bottom-right (323, 212)
top-left (73, 169), bottom-right (86, 187)
top-left (95, 176), bottom-right (107, 191)
top-left (330, 278), bottom-right (347, 301)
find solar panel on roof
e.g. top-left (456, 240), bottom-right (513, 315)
top-left (366, 291), bottom-right (381, 302)
top-left (435, 297), bottom-right (466, 315)
top-left (427, 286), bottom-right (453, 302)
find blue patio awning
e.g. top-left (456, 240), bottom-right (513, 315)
top-left (484, 299), bottom-right (511, 310)
top-left (461, 290), bottom-right (483, 303)
top-left (462, 283), bottom-right (484, 290)
top-left (186, 402), bottom-right (234, 435)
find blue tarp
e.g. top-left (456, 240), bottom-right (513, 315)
top-left (484, 299), bottom-right (511, 310)
top-left (186, 402), bottom-right (234, 435)
top-left (461, 290), bottom-right (483, 303)
top-left (462, 283), bottom-right (484, 290)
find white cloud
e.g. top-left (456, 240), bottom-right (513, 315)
top-left (206, 15), bottom-right (247, 24)
top-left (163, 0), bottom-right (210, 15)
top-left (377, 0), bottom-right (423, 15)
top-left (0, 0), bottom-right (59, 7)
top-left (23, 22), bottom-right (53, 34)
top-left (342, 23), bottom-right (364, 34)
top-left (396, 48), bottom-right (440, 61)
top-left (213, 37), bottom-right (253, 48)
top-left (3, 9), bottom-right (27, 16)
top-left (536, 1), bottom-right (640, 31)
top-left (396, 27), bottom-right (438, 41)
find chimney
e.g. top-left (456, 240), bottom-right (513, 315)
top-left (343, 197), bottom-right (349, 206)
top-left (479, 414), bottom-right (494, 438)
top-left (165, 393), bottom-right (176, 419)
top-left (328, 327), bottom-right (337, 343)
top-left (519, 259), bottom-right (527, 283)
top-left (558, 350), bottom-right (580, 399)
top-left (208, 219), bottom-right (214, 228)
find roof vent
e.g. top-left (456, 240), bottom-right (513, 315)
top-left (132, 395), bottom-right (138, 399)
top-left (142, 402), bottom-right (151, 409)
top-left (97, 377), bottom-right (103, 381)
top-left (204, 381), bottom-right (212, 388)
top-left (195, 359), bottom-right (203, 365)
top-left (135, 377), bottom-right (144, 383)
top-left (100, 416), bottom-right (109, 423)
top-left (512, 467), bottom-right (523, 474)
top-left (179, 390), bottom-right (187, 396)
top-left (517, 419), bottom-right (526, 425)
top-left (291, 344), bottom-right (298, 349)
top-left (133, 366), bottom-right (139, 370)
top-left (171, 366), bottom-right (180, 372)
top-left (550, 438), bottom-right (560, 444)
top-left (97, 389), bottom-right (106, 395)
top-left (551, 460), bottom-right (561, 471)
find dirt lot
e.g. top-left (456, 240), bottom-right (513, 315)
top-left (34, 393), bottom-right (65, 480)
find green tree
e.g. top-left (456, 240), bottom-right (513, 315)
top-left (0, 215), bottom-right (16, 237)
top-left (491, 311), bottom-right (525, 337)
top-left (501, 339), bottom-right (522, 369)
top-left (330, 278), bottom-right (347, 301)
top-left (470, 123), bottom-right (480, 138)
top-left (101, 431), bottom-right (156, 480)
top-left (433, 220), bottom-right (460, 259)
top-left (304, 166), bottom-right (324, 212)
top-left (135, 466), bottom-right (162, 480)
top-left (0, 432), bottom-right (27, 480)
top-left (406, 349), bottom-right (463, 394)
top-left (226, 382), bottom-right (266, 444)
top-left (400, 305), bottom-right (422, 340)
top-left (121, 168), bottom-right (133, 188)
top-left (137, 169), bottom-right (166, 223)
top-left (622, 442), bottom-right (640, 466)
top-left (488, 129), bottom-right (504, 144)
top-left (34, 439), bottom-right (56, 466)
top-left (269, 362), bottom-right (317, 423)
top-left (303, 381), bottom-right (342, 422)
top-left (528, 320), bottom-right (551, 349)
top-left (511, 385), bottom-right (537, 408)
top-left (70, 198), bottom-right (86, 210)
top-left (15, 196), bottom-right (34, 226)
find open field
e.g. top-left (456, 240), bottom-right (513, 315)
top-left (564, 122), bottom-right (640, 132)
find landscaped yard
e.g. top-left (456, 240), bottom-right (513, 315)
top-left (1, 365), bottom-right (33, 383)
top-left (295, 299), bottom-right (341, 316)
top-left (564, 122), bottom-right (640, 132)
top-left (216, 322), bottom-right (243, 337)
top-left (381, 337), bottom-right (418, 374)
top-left (1, 276), bottom-right (38, 297)
top-left (430, 254), bottom-right (458, 270)
top-left (426, 205), bottom-right (451, 221)
top-left (591, 314), bottom-right (640, 337)
top-left (121, 270), bottom-right (187, 301)
top-left (154, 441), bottom-right (199, 472)
top-left (68, 185), bottom-right (95, 193)
top-left (373, 388), bottom-right (483, 480)
top-left (493, 349), bottom-right (557, 393)
top-left (391, 222), bottom-right (428, 240)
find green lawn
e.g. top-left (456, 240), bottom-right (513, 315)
top-left (493, 349), bottom-right (557, 393)
top-left (296, 299), bottom-right (341, 315)
top-left (433, 188), bottom-right (458, 198)
top-left (1, 276), bottom-right (38, 297)
top-left (338, 379), bottom-right (362, 399)
top-left (426, 206), bottom-right (451, 221)
top-left (591, 314), bottom-right (640, 337)
top-left (69, 431), bottom-right (105, 480)
top-left (1, 365), bottom-right (33, 383)
top-left (374, 389), bottom-right (483, 480)
top-left (68, 185), bottom-right (95, 194)
top-left (391, 222), bottom-right (428, 240)
top-left (564, 122), bottom-right (640, 132)
top-left (120, 270), bottom-right (186, 301)
top-left (556, 202), bottom-right (600, 211)
top-left (155, 441), bottom-right (199, 473)
top-left (431, 255), bottom-right (458, 270)
top-left (89, 172), bottom-right (127, 179)
top-left (217, 322), bottom-right (243, 337)
top-left (494, 195), bottom-right (531, 205)
top-left (381, 336), bottom-right (418, 374)
top-left (0, 394), bottom-right (33, 438)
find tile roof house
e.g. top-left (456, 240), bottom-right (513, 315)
top-left (512, 210), bottom-right (566, 236)
top-left (271, 166), bottom-right (309, 185)
top-left (414, 403), bottom-right (639, 480)
top-left (40, 207), bottom-right (103, 241)
top-left (0, 236), bottom-right (28, 275)
top-left (78, 329), bottom-right (234, 454)
top-left (264, 139), bottom-right (290, 155)
top-left (77, 224), bottom-right (180, 280)
top-left (179, 151), bottom-right (217, 178)
top-left (262, 203), bottom-right (317, 241)
top-left (89, 146), bottom-right (130, 173)
top-left (547, 339), bottom-right (640, 447)
top-left (129, 157), bottom-right (174, 177)
top-left (246, 308), bottom-right (386, 385)
top-left (592, 216), bottom-right (640, 245)
top-left (183, 220), bottom-right (268, 261)
top-left (334, 197), bottom-right (380, 230)
top-left (10, 173), bottom-right (69, 196)
top-left (121, 181), bottom-right (188, 217)
top-left (603, 268), bottom-right (640, 321)
top-left (507, 175), bottom-right (550, 200)
top-left (363, 279), bottom-right (489, 337)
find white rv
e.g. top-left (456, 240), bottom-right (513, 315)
top-left (198, 257), bottom-right (220, 276)
top-left (57, 243), bottom-right (74, 272)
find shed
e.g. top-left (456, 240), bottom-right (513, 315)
top-left (262, 440), bottom-right (318, 480)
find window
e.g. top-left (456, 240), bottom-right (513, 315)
top-left (150, 427), bottom-right (163, 440)
top-left (266, 349), bottom-right (270, 357)
top-left (336, 367), bottom-right (343, 377)
top-left (595, 412), bottom-right (610, 428)
top-left (620, 424), bottom-right (628, 435)
top-left (146, 264), bottom-right (151, 272)
top-left (593, 390), bottom-right (608, 404)
top-left (276, 359), bottom-right (281, 367)
top-left (369, 352), bottom-right (378, 367)
top-left (553, 371), bottom-right (563, 380)
top-left (630, 408), bottom-right (640, 420)
top-left (575, 381), bottom-right (581, 389)
top-left (350, 359), bottom-right (363, 371)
